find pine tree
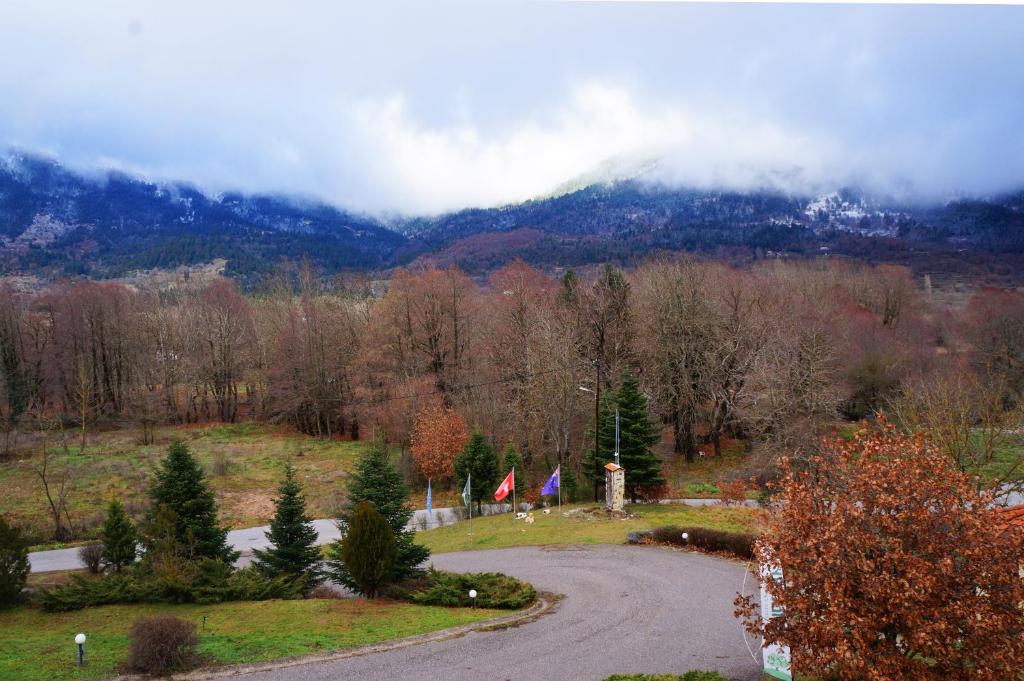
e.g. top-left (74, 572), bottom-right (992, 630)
top-left (145, 441), bottom-right (237, 563)
top-left (339, 501), bottom-right (396, 598)
top-left (604, 373), bottom-right (665, 502)
top-left (252, 464), bottom-right (322, 588)
top-left (0, 515), bottom-right (29, 607)
top-left (455, 431), bottom-right (501, 513)
top-left (100, 499), bottom-right (137, 572)
top-left (561, 467), bottom-right (579, 503)
top-left (327, 439), bottom-right (428, 589)
top-left (500, 443), bottom-right (526, 501)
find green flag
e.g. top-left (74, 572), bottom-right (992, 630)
top-left (461, 473), bottom-right (471, 508)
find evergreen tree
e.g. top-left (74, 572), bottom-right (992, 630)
top-left (100, 499), bottom-right (137, 572)
top-left (603, 373), bottom-right (665, 502)
top-left (561, 467), bottom-right (579, 503)
top-left (500, 443), bottom-right (526, 501)
top-left (327, 439), bottom-right (428, 589)
top-left (338, 501), bottom-right (396, 598)
top-left (145, 442), bottom-right (237, 563)
top-left (252, 464), bottom-right (321, 588)
top-left (455, 431), bottom-right (501, 513)
top-left (0, 515), bottom-right (29, 607)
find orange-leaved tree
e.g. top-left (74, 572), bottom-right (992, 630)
top-left (736, 420), bottom-right (1024, 680)
top-left (409, 403), bottom-right (470, 483)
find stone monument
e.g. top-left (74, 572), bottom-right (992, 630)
top-left (604, 462), bottom-right (625, 513)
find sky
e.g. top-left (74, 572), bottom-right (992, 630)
top-left (0, 1), bottom-right (1023, 215)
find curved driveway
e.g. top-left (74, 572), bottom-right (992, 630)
top-left (232, 545), bottom-right (761, 681)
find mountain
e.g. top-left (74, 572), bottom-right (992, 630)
top-left (0, 152), bottom-right (405, 283)
top-left (1, 152), bottom-right (1022, 286)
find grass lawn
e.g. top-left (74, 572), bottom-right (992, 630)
top-left (977, 431), bottom-right (1024, 485)
top-left (0, 598), bottom-right (503, 681)
top-left (418, 503), bottom-right (764, 553)
top-left (0, 423), bottom-right (368, 543)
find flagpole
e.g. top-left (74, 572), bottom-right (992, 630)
top-left (557, 465), bottom-right (561, 524)
top-left (512, 467), bottom-right (516, 521)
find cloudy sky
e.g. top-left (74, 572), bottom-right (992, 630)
top-left (1, 1), bottom-right (1022, 214)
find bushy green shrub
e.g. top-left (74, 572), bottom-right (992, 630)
top-left (339, 501), bottom-right (396, 598)
top-left (40, 573), bottom-right (155, 612)
top-left (0, 516), bottom-right (30, 608)
top-left (38, 562), bottom-right (303, 612)
top-left (650, 525), bottom-right (755, 560)
top-left (400, 569), bottom-right (536, 610)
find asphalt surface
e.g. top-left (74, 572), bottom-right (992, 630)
top-left (27, 503), bottom-right (512, 572)
top-left (27, 500), bottom-right (740, 573)
top-left (228, 545), bottom-right (762, 681)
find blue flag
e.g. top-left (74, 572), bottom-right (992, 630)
top-left (426, 479), bottom-right (432, 515)
top-left (541, 465), bottom-right (560, 496)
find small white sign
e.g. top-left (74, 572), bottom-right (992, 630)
top-left (759, 561), bottom-right (792, 681)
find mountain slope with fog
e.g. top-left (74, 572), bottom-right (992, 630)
top-left (1, 152), bottom-right (1022, 286)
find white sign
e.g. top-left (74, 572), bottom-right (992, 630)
top-left (759, 561), bottom-right (792, 681)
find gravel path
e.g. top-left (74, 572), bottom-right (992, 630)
top-left (227, 545), bottom-right (762, 681)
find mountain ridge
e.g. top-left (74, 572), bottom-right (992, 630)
top-left (1, 151), bottom-right (1022, 285)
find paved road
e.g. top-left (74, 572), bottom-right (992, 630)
top-left (228, 545), bottom-right (762, 681)
top-left (28, 500), bottom-right (736, 573)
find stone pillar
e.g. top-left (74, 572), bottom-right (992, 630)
top-left (604, 463), bottom-right (625, 512)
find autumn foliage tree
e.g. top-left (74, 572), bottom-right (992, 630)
top-left (409, 403), bottom-right (469, 483)
top-left (737, 422), bottom-right (1024, 680)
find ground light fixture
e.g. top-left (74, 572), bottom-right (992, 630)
top-left (469, 589), bottom-right (477, 608)
top-left (75, 633), bottom-right (86, 666)
top-left (681, 532), bottom-right (689, 543)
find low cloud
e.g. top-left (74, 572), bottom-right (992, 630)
top-left (0, 2), bottom-right (1022, 214)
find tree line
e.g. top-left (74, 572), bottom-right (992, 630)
top-left (1, 258), bottom-right (1022, 490)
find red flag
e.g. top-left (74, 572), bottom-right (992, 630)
top-left (494, 470), bottom-right (514, 501)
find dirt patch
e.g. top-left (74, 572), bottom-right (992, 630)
top-left (561, 507), bottom-right (637, 521)
top-left (219, 491), bottom-right (275, 525)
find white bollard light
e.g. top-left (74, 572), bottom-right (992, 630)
top-left (75, 633), bottom-right (86, 666)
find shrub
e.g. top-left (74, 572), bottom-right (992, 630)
top-left (649, 525), bottom-right (755, 560)
top-left (339, 501), bottom-right (396, 597)
top-left (717, 479), bottom-right (748, 506)
top-left (0, 516), bottom-right (30, 607)
top-left (40, 573), bottom-right (154, 612)
top-left (78, 543), bottom-right (104, 574)
top-left (400, 569), bottom-right (536, 609)
top-left (124, 615), bottom-right (198, 675)
top-left (307, 584), bottom-right (343, 599)
top-left (39, 562), bottom-right (303, 612)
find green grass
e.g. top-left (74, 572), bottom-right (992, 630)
top-left (0, 598), bottom-right (503, 681)
top-left (660, 438), bottom-right (751, 498)
top-left (0, 423), bottom-right (369, 543)
top-left (976, 432), bottom-right (1024, 484)
top-left (418, 503), bottom-right (763, 553)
